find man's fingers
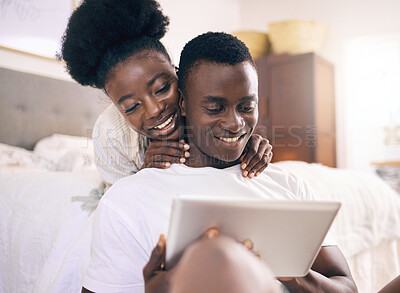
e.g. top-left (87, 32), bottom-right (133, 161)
top-left (143, 234), bottom-right (166, 281)
top-left (202, 227), bottom-right (220, 239)
top-left (241, 239), bottom-right (254, 250)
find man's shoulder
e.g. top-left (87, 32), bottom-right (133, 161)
top-left (102, 165), bottom-right (184, 199)
top-left (261, 163), bottom-right (299, 182)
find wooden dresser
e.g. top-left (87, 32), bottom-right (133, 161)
top-left (255, 53), bottom-right (336, 167)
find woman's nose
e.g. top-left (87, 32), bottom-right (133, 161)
top-left (144, 97), bottom-right (164, 119)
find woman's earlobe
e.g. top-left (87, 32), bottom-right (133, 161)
top-left (178, 89), bottom-right (186, 116)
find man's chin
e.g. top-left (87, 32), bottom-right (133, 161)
top-left (210, 153), bottom-right (242, 165)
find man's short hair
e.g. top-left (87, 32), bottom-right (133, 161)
top-left (178, 32), bottom-right (255, 93)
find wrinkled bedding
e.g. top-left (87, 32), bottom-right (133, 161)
top-left (0, 135), bottom-right (102, 293)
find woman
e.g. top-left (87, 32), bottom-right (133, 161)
top-left (60, 0), bottom-right (272, 185)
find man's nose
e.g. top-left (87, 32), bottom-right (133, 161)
top-left (220, 110), bottom-right (245, 133)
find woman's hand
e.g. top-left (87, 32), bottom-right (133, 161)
top-left (143, 234), bottom-right (175, 293)
top-left (240, 134), bottom-right (273, 178)
top-left (141, 140), bottom-right (190, 170)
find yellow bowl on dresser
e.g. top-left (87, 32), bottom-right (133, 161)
top-left (268, 20), bottom-right (328, 54)
top-left (231, 31), bottom-right (270, 59)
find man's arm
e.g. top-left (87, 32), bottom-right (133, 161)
top-left (378, 275), bottom-right (400, 293)
top-left (280, 246), bottom-right (358, 292)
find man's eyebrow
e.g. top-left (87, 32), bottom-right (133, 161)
top-left (148, 72), bottom-right (168, 87)
top-left (240, 95), bottom-right (257, 102)
top-left (201, 96), bottom-right (226, 103)
top-left (201, 95), bottom-right (257, 103)
top-left (118, 93), bottom-right (135, 105)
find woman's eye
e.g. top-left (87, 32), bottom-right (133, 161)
top-left (155, 82), bottom-right (171, 95)
top-left (124, 103), bottom-right (140, 114)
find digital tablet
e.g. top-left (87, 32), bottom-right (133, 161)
top-left (165, 195), bottom-right (341, 277)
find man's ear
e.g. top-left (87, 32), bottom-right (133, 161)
top-left (178, 89), bottom-right (186, 117)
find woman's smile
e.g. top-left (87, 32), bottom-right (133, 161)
top-left (147, 111), bottom-right (180, 138)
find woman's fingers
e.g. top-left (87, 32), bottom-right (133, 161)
top-left (240, 134), bottom-right (261, 172)
top-left (143, 234), bottom-right (166, 281)
top-left (242, 138), bottom-right (271, 178)
top-left (150, 154), bottom-right (188, 165)
top-left (148, 139), bottom-right (190, 151)
top-left (249, 150), bottom-right (273, 177)
top-left (142, 140), bottom-right (190, 170)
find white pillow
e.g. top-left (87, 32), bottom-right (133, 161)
top-left (34, 134), bottom-right (96, 172)
top-left (0, 143), bottom-right (54, 172)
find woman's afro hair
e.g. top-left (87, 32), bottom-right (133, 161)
top-left (178, 32), bottom-right (255, 93)
top-left (60, 0), bottom-right (170, 88)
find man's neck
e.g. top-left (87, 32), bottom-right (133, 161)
top-left (184, 141), bottom-right (240, 169)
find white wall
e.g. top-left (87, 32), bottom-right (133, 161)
top-left (0, 47), bottom-right (72, 81)
top-left (158, 0), bottom-right (241, 64)
top-left (0, 0), bottom-right (241, 81)
top-left (239, 0), bottom-right (400, 170)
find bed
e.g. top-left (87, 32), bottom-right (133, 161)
top-left (1, 66), bottom-right (400, 293)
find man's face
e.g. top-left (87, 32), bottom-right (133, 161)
top-left (181, 61), bottom-right (258, 167)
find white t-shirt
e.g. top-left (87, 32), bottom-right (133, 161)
top-left (83, 163), bottom-right (335, 293)
top-left (92, 104), bottom-right (148, 185)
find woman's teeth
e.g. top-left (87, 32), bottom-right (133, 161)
top-left (155, 114), bottom-right (173, 130)
top-left (219, 136), bottom-right (240, 142)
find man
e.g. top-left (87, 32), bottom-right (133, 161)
top-left (83, 32), bottom-right (357, 293)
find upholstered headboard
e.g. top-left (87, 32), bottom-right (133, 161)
top-left (0, 67), bottom-right (110, 150)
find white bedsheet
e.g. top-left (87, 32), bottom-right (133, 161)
top-left (0, 170), bottom-right (102, 293)
top-left (0, 136), bottom-right (102, 293)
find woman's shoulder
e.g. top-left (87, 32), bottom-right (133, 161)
top-left (94, 104), bottom-right (132, 136)
top-left (93, 104), bottom-right (147, 146)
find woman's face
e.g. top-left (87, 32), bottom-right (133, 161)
top-left (105, 51), bottom-right (182, 140)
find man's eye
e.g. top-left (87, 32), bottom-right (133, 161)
top-left (205, 107), bottom-right (223, 114)
top-left (238, 105), bottom-right (255, 112)
top-left (124, 103), bottom-right (140, 114)
top-left (155, 82), bottom-right (171, 95)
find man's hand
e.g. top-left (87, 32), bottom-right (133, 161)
top-left (143, 234), bottom-right (175, 293)
top-left (203, 227), bottom-right (260, 258)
